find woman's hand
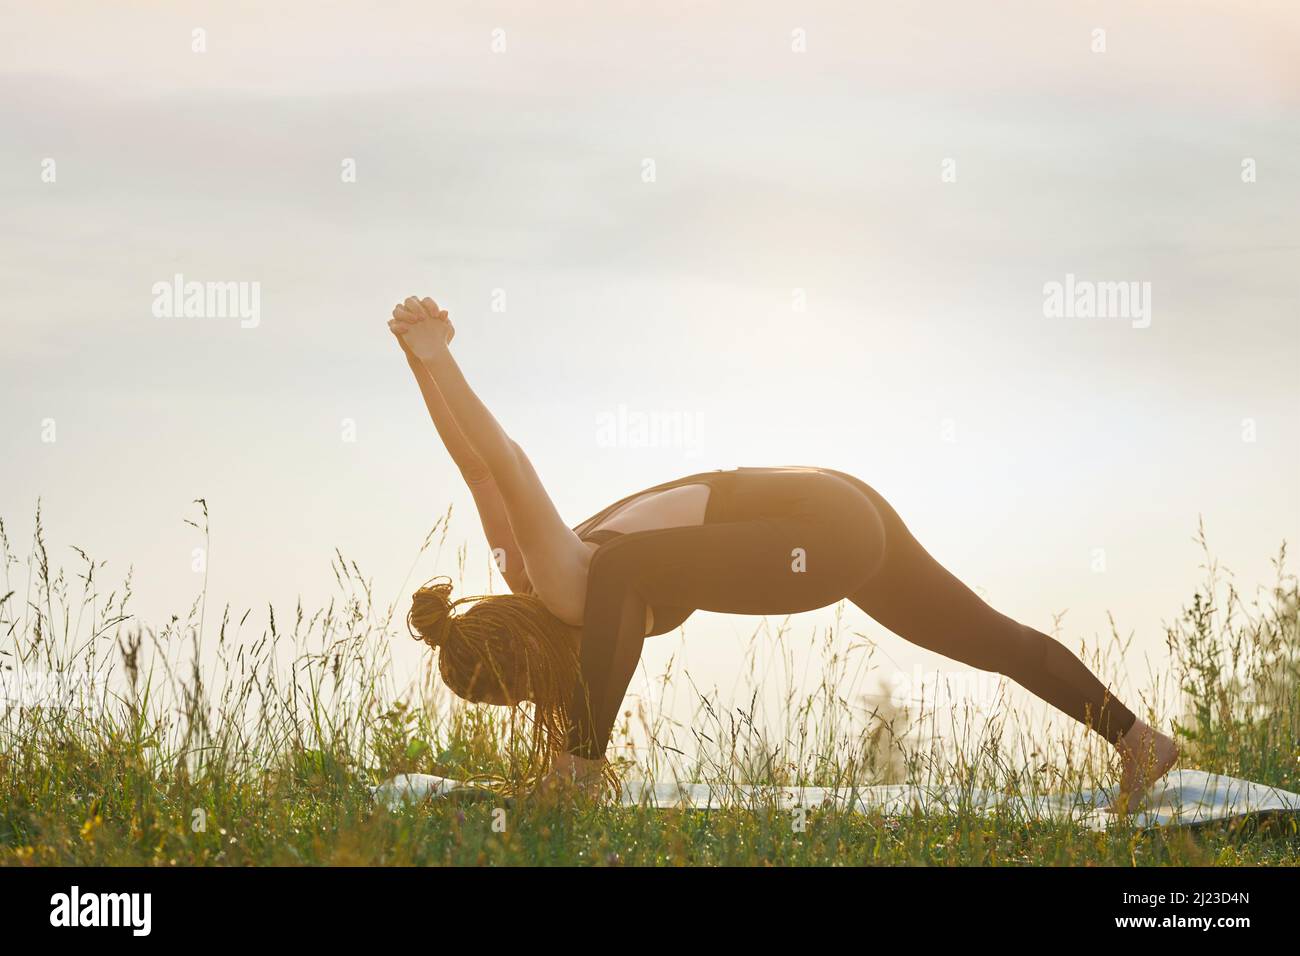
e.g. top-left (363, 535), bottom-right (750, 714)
top-left (389, 296), bottom-right (455, 360)
top-left (534, 752), bottom-right (608, 802)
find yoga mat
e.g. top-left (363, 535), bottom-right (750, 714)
top-left (371, 769), bottom-right (1300, 832)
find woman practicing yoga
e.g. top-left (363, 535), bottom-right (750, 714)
top-left (387, 295), bottom-right (1179, 812)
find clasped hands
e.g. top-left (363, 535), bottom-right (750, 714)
top-left (388, 296), bottom-right (454, 360)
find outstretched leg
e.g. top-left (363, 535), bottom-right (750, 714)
top-left (842, 477), bottom-right (1140, 746)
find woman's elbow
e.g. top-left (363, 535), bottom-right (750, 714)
top-left (527, 557), bottom-right (590, 628)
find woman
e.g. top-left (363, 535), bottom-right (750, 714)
top-left (387, 295), bottom-right (1178, 813)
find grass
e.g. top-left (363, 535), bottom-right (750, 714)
top-left (0, 503), bottom-right (1296, 866)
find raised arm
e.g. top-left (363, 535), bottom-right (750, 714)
top-left (392, 322), bottom-right (531, 592)
top-left (390, 297), bottom-right (592, 623)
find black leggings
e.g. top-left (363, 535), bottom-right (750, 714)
top-left (567, 466), bottom-right (1137, 760)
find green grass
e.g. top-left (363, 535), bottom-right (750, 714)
top-left (1, 504), bottom-right (1296, 866)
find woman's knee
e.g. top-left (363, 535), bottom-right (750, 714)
top-left (984, 620), bottom-right (1049, 681)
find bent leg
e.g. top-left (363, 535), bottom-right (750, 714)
top-left (569, 505), bottom-right (885, 759)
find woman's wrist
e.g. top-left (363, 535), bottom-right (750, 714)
top-left (416, 345), bottom-right (451, 370)
top-left (563, 722), bottom-right (606, 763)
top-left (554, 751), bottom-right (606, 778)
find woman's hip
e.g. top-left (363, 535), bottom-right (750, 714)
top-left (709, 467), bottom-right (889, 587)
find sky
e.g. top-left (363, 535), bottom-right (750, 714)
top-left (2, 1), bottom-right (1297, 750)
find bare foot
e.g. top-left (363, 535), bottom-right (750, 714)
top-left (1107, 719), bottom-right (1179, 815)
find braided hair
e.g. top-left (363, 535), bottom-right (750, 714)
top-left (407, 576), bottom-right (584, 779)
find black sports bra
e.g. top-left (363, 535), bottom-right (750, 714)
top-left (569, 469), bottom-right (738, 636)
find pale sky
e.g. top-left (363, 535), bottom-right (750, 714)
top-left (2, 1), bottom-right (1297, 750)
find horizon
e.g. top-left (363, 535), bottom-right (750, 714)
top-left (2, 0), bottom-right (1297, 748)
